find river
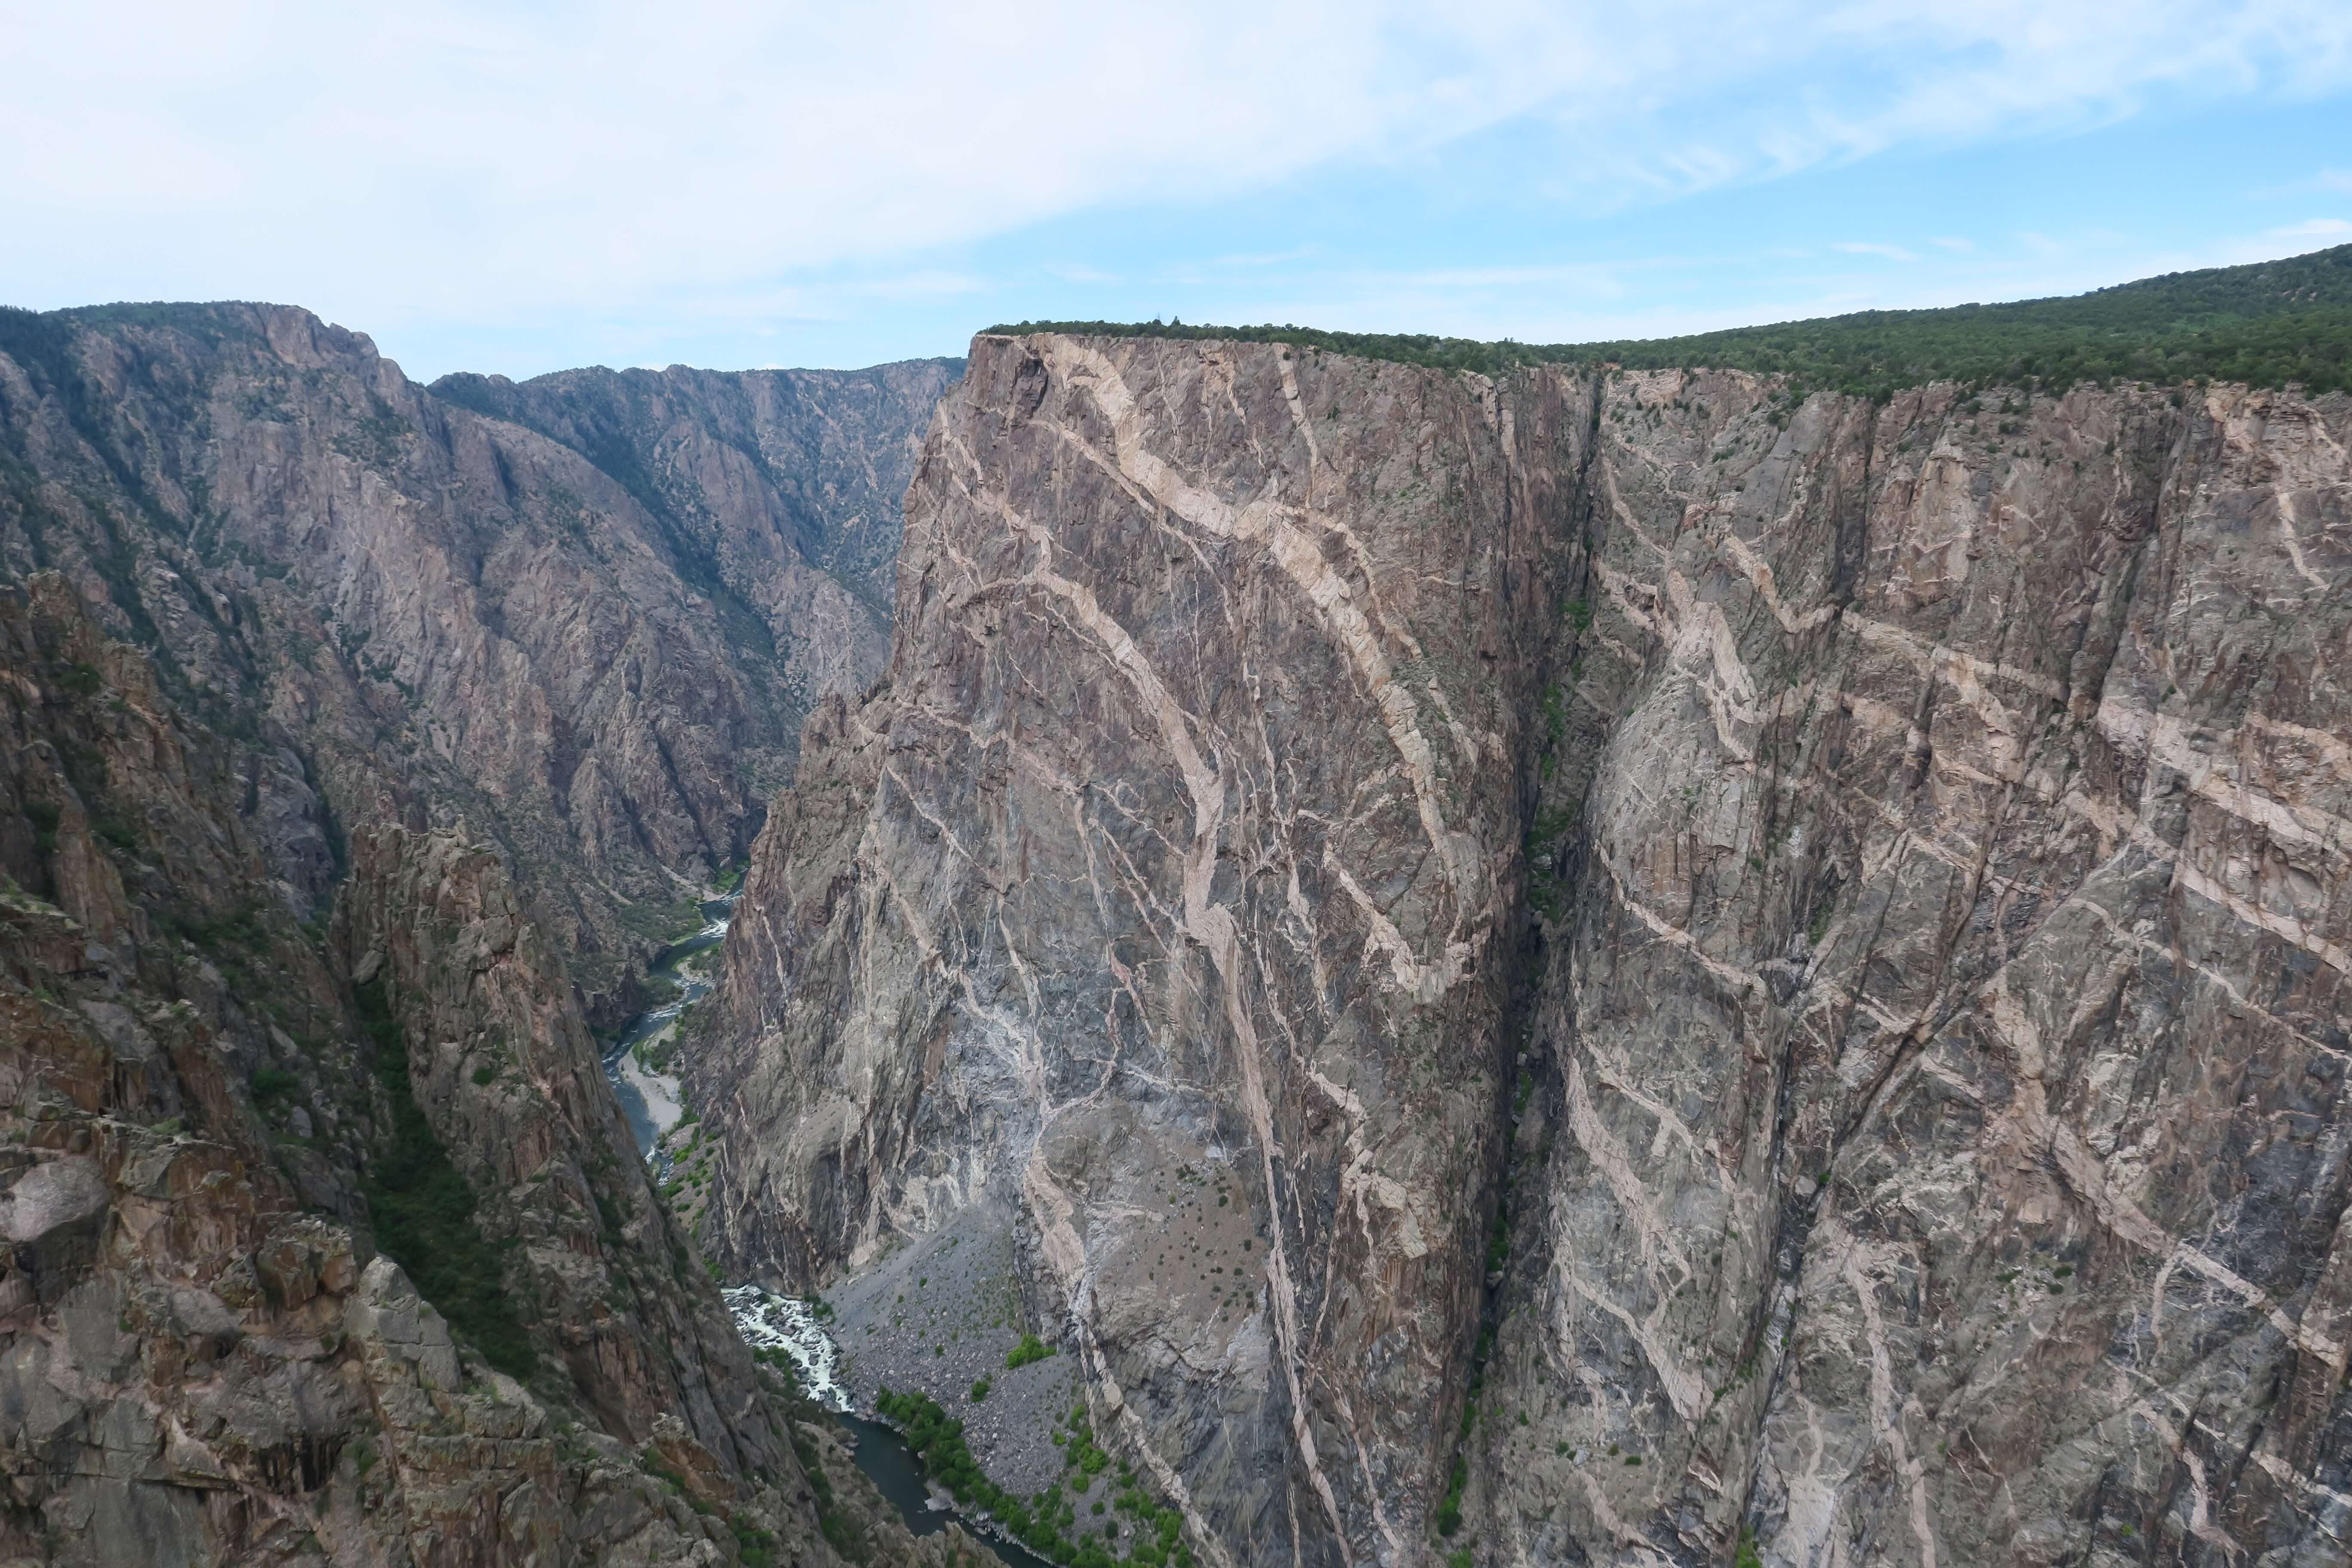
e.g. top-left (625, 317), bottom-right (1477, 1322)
top-left (600, 890), bottom-right (735, 1163)
top-left (601, 894), bottom-right (1050, 1568)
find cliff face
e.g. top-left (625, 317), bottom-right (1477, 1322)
top-left (699, 334), bottom-right (2352, 1567)
top-left (336, 823), bottom-right (788, 1475)
top-left (0, 289), bottom-right (966, 1567)
top-left (0, 304), bottom-right (952, 1020)
top-left (1469, 371), bottom-right (2352, 1568)
top-left (695, 333), bottom-right (1577, 1559)
top-left (0, 571), bottom-right (960, 1567)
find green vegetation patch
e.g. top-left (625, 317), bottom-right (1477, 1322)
top-left (874, 1389), bottom-right (1191, 1567)
top-left (1006, 1331), bottom-right (1057, 1369)
top-left (354, 977), bottom-right (536, 1379)
top-left (20, 801), bottom-right (60, 854)
top-left (251, 1066), bottom-right (301, 1104)
top-left (991, 243), bottom-right (2352, 401)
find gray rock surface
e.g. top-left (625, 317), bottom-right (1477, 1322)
top-left (1466, 371), bottom-right (2352, 1568)
top-left (696, 334), bottom-right (2352, 1567)
top-left (0, 304), bottom-right (953, 1023)
top-left (827, 1204), bottom-right (1080, 1497)
top-left (427, 357), bottom-right (961, 658)
top-left (696, 333), bottom-right (1572, 1564)
top-left (0, 571), bottom-right (966, 1565)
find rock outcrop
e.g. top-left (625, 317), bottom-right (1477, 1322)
top-left (0, 568), bottom-right (963, 1562)
top-left (0, 303), bottom-right (953, 1021)
top-left (696, 333), bottom-right (2352, 1567)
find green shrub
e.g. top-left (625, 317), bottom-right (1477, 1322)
top-left (167, 897), bottom-right (268, 954)
top-left (1007, 1332), bottom-right (1056, 1369)
top-left (1485, 1212), bottom-right (1511, 1272)
top-left (355, 979), bottom-right (536, 1379)
top-left (732, 1514), bottom-right (778, 1568)
top-left (251, 1067), bottom-right (300, 1103)
top-left (876, 1387), bottom-right (1192, 1568)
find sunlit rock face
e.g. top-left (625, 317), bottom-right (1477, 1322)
top-left (697, 334), bottom-right (1577, 1564)
top-left (700, 334), bottom-right (2352, 1568)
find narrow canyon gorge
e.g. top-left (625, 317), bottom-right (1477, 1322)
top-left (4, 254), bottom-right (2350, 1567)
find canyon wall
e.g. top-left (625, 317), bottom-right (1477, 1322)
top-left (0, 303), bottom-right (953, 1020)
top-left (1466, 368), bottom-right (2352, 1568)
top-left (429, 357), bottom-right (958, 708)
top-left (698, 333), bottom-right (2352, 1567)
top-left (0, 301), bottom-right (964, 1566)
top-left (0, 572), bottom-right (963, 1566)
top-left (695, 332), bottom-right (1577, 1561)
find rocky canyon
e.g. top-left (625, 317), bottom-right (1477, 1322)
top-left (0, 303), bottom-right (971, 1566)
top-left (5, 245), bottom-right (2351, 1568)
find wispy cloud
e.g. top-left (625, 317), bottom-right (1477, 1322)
top-left (1212, 248), bottom-right (1320, 269)
top-left (8, 1), bottom-right (2348, 373)
top-left (1393, 264), bottom-right (1629, 291)
top-left (1835, 242), bottom-right (1921, 261)
top-left (2270, 217), bottom-right (2352, 236)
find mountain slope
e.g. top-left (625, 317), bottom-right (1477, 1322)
top-left (0, 302), bottom-right (952, 1023)
top-left (0, 300), bottom-right (967, 1566)
top-left (0, 570), bottom-right (962, 1567)
top-left (429, 356), bottom-right (961, 708)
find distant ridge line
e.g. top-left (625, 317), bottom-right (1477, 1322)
top-left (987, 243), bottom-right (2352, 399)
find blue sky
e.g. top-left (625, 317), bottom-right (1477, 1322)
top-left (6, 2), bottom-right (2349, 380)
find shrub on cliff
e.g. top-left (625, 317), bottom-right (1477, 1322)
top-left (355, 978), bottom-right (536, 1379)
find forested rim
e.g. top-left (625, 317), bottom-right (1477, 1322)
top-left (989, 242), bottom-right (2352, 401)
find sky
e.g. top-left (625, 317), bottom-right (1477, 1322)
top-left (5, 1), bottom-right (2350, 381)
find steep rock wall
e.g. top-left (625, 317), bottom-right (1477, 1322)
top-left (0, 304), bottom-right (949, 1019)
top-left (428, 357), bottom-right (962, 708)
top-left (701, 336), bottom-right (2352, 1568)
top-left (1469, 372), bottom-right (2352, 1568)
top-left (695, 334), bottom-right (1578, 1562)
top-left (337, 824), bottom-right (784, 1473)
